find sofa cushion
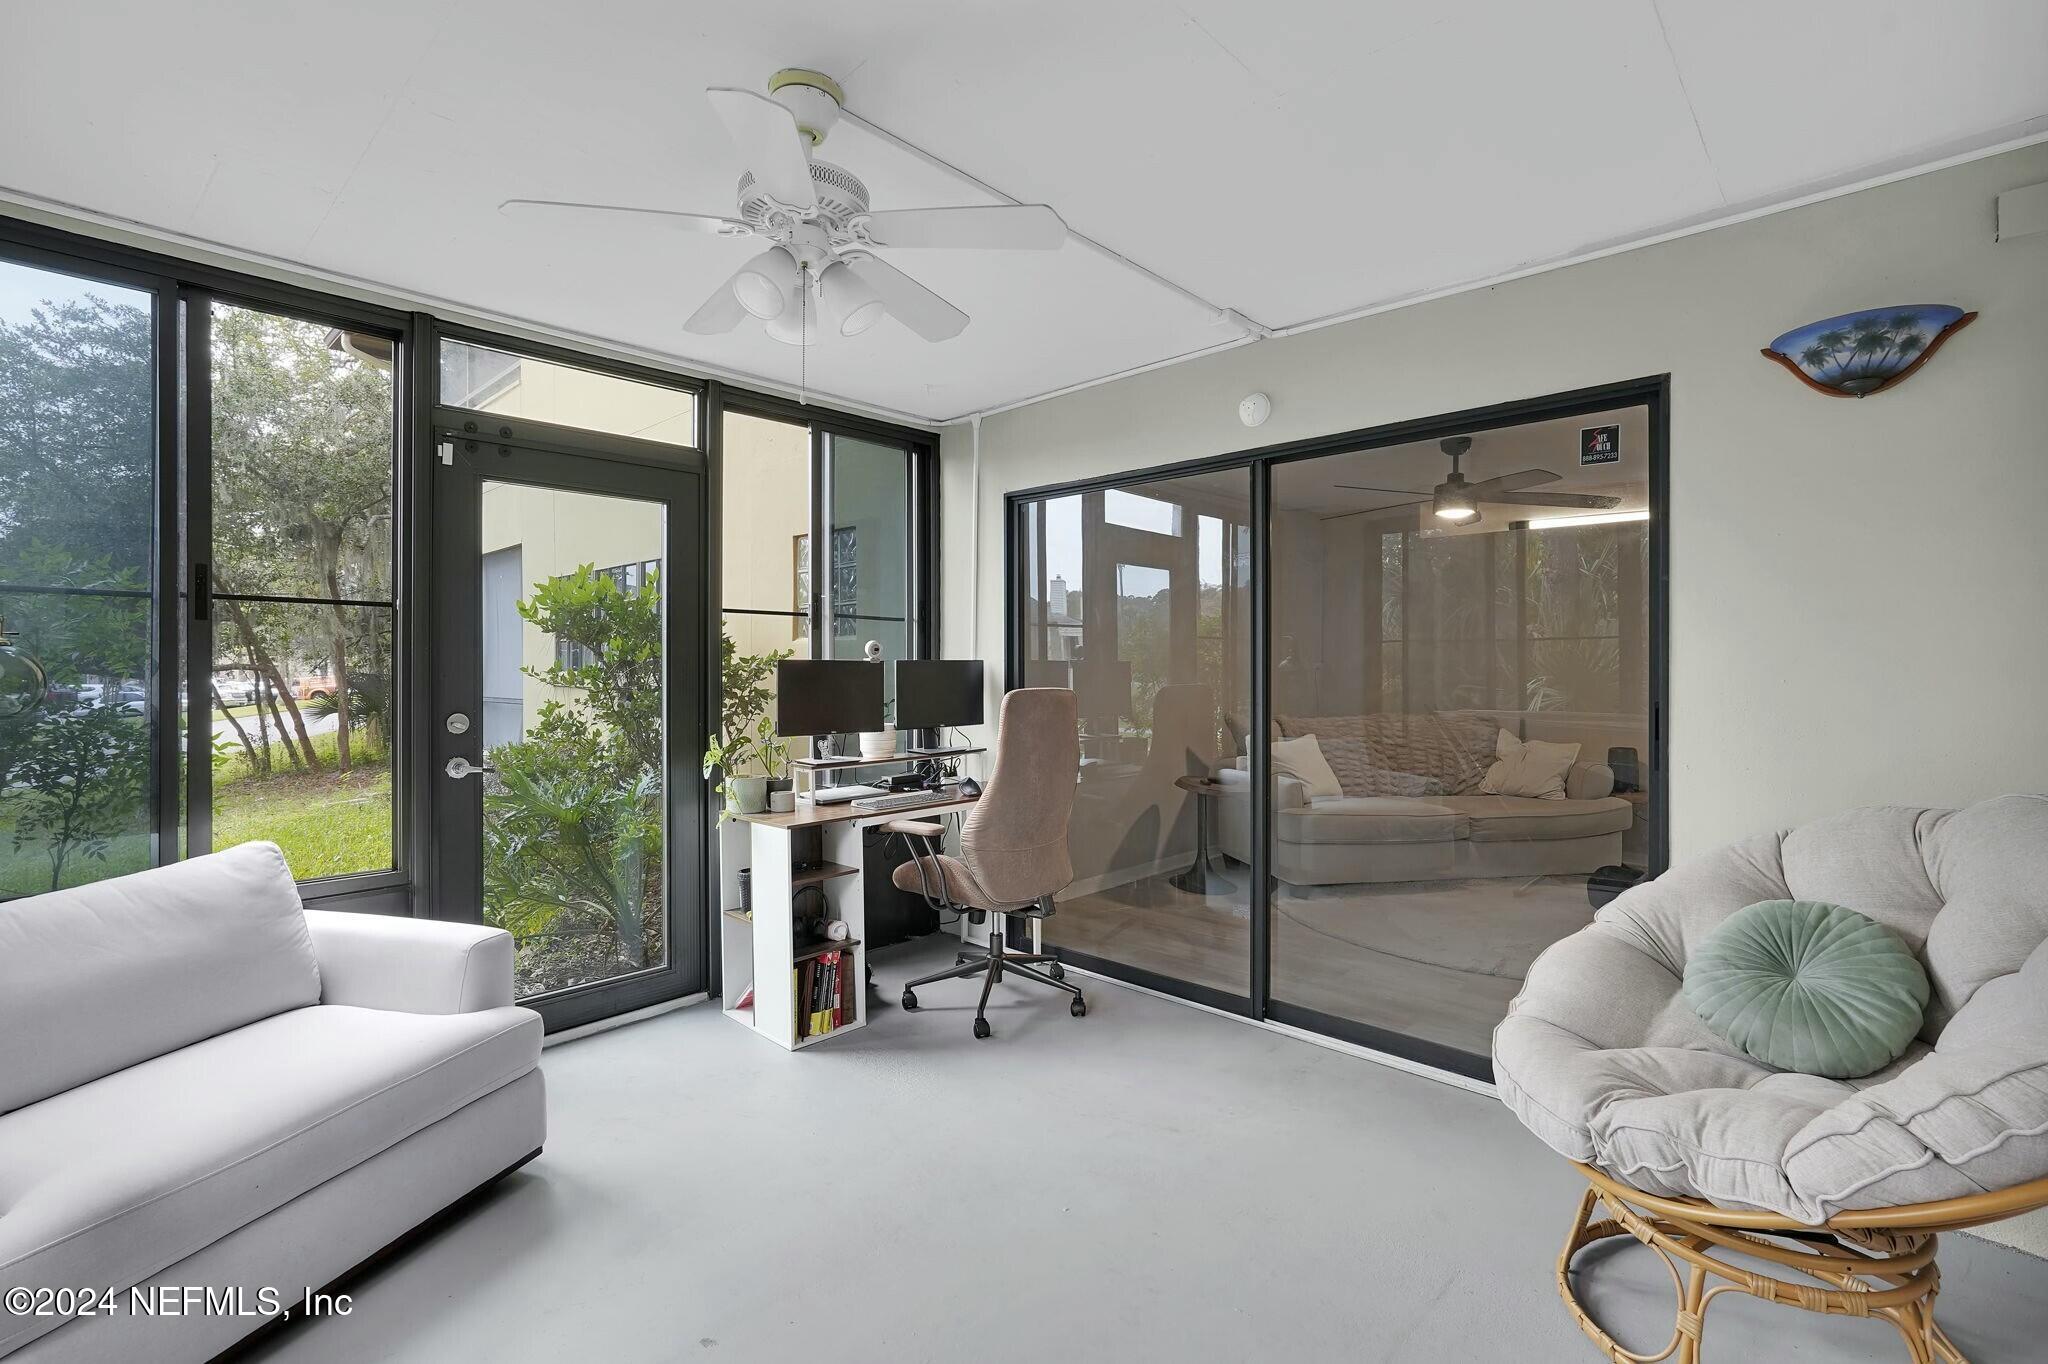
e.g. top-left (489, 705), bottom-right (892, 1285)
top-left (1277, 798), bottom-right (1463, 846)
top-left (1494, 796), bottom-right (2048, 1222)
top-left (1432, 794), bottom-right (1633, 842)
top-left (0, 842), bottom-right (320, 1116)
top-left (1276, 711), bottom-right (1497, 793)
top-left (1316, 737), bottom-right (1446, 798)
top-left (0, 1002), bottom-right (540, 1356)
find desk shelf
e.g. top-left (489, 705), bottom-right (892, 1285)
top-left (789, 747), bottom-right (983, 771)
top-left (791, 862), bottom-right (859, 889)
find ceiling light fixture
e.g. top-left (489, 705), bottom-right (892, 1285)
top-left (1525, 509), bottom-right (1651, 530)
top-left (816, 260), bottom-right (884, 337)
top-left (733, 245), bottom-right (801, 320)
top-left (1432, 481), bottom-right (1477, 521)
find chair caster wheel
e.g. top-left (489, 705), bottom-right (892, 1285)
top-left (901, 990), bottom-right (918, 1010)
top-left (1070, 995), bottom-right (1087, 1018)
top-left (955, 953), bottom-right (969, 966)
top-left (973, 1018), bottom-right (991, 1039)
top-left (1049, 962), bottom-right (1066, 981)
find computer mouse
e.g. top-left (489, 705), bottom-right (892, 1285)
top-left (958, 778), bottom-right (982, 798)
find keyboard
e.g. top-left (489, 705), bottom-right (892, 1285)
top-left (851, 790), bottom-right (954, 812)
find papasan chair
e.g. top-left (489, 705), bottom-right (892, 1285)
top-left (1494, 795), bottom-right (2048, 1363)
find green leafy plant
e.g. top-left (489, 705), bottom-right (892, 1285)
top-left (703, 630), bottom-right (792, 819)
top-left (482, 566), bottom-right (668, 988)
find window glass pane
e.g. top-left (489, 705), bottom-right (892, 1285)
top-left (210, 302), bottom-right (396, 880)
top-left (722, 412), bottom-right (810, 614)
top-left (0, 258), bottom-right (157, 896)
top-left (440, 339), bottom-right (697, 447)
top-left (826, 433), bottom-right (910, 645)
top-left (1266, 409), bottom-right (1653, 1064)
top-left (480, 484), bottom-right (669, 999)
top-left (1028, 472), bottom-right (1255, 1000)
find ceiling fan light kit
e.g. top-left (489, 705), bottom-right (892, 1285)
top-left (502, 68), bottom-right (1069, 348)
top-left (734, 245), bottom-right (801, 319)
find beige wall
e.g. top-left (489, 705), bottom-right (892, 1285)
top-left (480, 483), bottom-right (664, 728)
top-left (939, 145), bottom-right (2048, 1251)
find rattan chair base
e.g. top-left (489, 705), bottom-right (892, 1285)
top-left (1555, 1163), bottom-right (2048, 1364)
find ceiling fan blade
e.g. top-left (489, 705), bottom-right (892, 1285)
top-left (1466, 468), bottom-right (1559, 496)
top-left (683, 275), bottom-right (750, 335)
top-left (862, 205), bottom-right (1066, 250)
top-left (1334, 483), bottom-right (1430, 497)
top-left (1490, 491), bottom-right (1623, 510)
top-left (498, 199), bottom-right (750, 235)
top-left (705, 87), bottom-right (817, 211)
top-left (842, 255), bottom-right (967, 341)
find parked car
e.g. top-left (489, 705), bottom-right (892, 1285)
top-left (292, 675), bottom-right (336, 701)
top-left (74, 682), bottom-right (105, 706)
top-left (215, 676), bottom-right (256, 707)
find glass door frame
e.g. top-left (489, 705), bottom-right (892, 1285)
top-left (429, 408), bottom-right (708, 1031)
top-left (1003, 375), bottom-right (1671, 1081)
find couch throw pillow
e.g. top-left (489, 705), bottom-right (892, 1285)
top-left (1479, 729), bottom-right (1580, 800)
top-left (1271, 734), bottom-right (1344, 800)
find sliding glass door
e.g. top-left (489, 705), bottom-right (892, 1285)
top-left (1023, 472), bottom-right (1255, 1007)
top-left (1009, 385), bottom-right (1664, 1077)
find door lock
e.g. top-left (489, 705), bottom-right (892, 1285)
top-left (445, 756), bottom-right (496, 779)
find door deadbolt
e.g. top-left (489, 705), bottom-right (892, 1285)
top-left (445, 712), bottom-right (470, 735)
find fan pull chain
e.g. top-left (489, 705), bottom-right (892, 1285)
top-left (798, 265), bottom-right (809, 406)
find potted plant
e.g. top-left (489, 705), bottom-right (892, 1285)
top-left (704, 632), bottom-right (793, 821)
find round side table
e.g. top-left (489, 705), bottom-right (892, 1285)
top-left (1168, 775), bottom-right (1235, 896)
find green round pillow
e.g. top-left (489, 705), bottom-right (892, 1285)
top-left (1683, 899), bottom-right (1929, 1079)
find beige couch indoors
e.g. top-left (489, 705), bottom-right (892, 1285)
top-left (1213, 711), bottom-right (1635, 887)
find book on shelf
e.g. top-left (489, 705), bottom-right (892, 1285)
top-left (791, 950), bottom-right (853, 1041)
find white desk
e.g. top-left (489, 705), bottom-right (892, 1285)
top-left (722, 791), bottom-right (978, 1050)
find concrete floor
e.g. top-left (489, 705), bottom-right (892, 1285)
top-left (248, 935), bottom-right (2048, 1364)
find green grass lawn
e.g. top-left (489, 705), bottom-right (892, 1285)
top-left (214, 760), bottom-right (392, 880)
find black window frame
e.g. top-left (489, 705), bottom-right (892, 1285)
top-left (1003, 376), bottom-right (1670, 1082)
top-left (0, 213), bottom-right (942, 947)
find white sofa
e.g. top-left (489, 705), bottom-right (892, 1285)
top-left (0, 842), bottom-right (545, 1363)
top-left (1211, 710), bottom-right (1637, 887)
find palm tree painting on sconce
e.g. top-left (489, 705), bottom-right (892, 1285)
top-left (1762, 304), bottom-right (1976, 397)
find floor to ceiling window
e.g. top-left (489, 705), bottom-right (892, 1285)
top-left (199, 301), bottom-right (398, 881)
top-left (1010, 388), bottom-right (1663, 1076)
top-left (0, 256), bottom-right (160, 896)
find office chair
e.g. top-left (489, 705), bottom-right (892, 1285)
top-left (888, 687), bottom-right (1083, 1038)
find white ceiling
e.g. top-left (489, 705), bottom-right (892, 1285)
top-left (2, 1), bottom-right (2043, 425)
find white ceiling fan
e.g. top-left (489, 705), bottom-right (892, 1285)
top-left (1336, 436), bottom-right (1623, 527)
top-left (500, 70), bottom-right (1067, 346)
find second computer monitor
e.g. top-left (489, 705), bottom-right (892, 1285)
top-left (774, 659), bottom-right (885, 737)
top-left (893, 659), bottom-right (985, 731)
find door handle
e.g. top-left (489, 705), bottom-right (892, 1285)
top-left (445, 756), bottom-right (496, 779)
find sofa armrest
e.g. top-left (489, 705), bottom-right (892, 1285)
top-left (304, 909), bottom-right (514, 1014)
top-left (1213, 765), bottom-right (1308, 811)
top-left (1565, 762), bottom-right (1616, 801)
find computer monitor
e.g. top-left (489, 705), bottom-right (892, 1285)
top-left (894, 660), bottom-right (985, 730)
top-left (774, 659), bottom-right (884, 737)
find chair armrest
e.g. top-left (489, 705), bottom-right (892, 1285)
top-left (1565, 762), bottom-right (1616, 801)
top-left (304, 909), bottom-right (514, 1014)
top-left (885, 819), bottom-right (946, 838)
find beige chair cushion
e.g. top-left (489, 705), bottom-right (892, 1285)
top-left (1494, 796), bottom-right (2048, 1223)
top-left (891, 853), bottom-right (1036, 912)
top-left (1432, 794), bottom-right (1633, 842)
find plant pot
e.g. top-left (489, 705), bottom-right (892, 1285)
top-left (859, 723), bottom-right (897, 761)
top-left (727, 774), bottom-right (769, 815)
top-left (736, 867), bottom-right (752, 914)
top-left (768, 788), bottom-right (795, 813)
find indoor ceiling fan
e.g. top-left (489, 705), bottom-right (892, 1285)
top-left (1335, 436), bottom-right (1621, 527)
top-left (500, 69), bottom-right (1067, 346)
